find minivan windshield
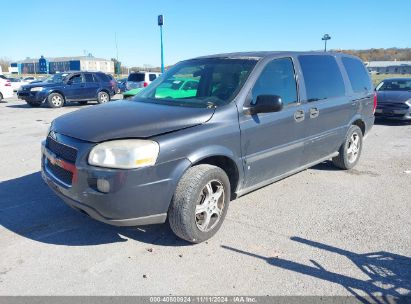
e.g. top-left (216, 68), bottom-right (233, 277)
top-left (134, 58), bottom-right (257, 108)
top-left (376, 79), bottom-right (411, 91)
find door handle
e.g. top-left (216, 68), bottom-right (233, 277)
top-left (294, 110), bottom-right (305, 122)
top-left (309, 107), bottom-right (319, 118)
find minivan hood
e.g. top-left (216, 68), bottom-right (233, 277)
top-left (52, 100), bottom-right (215, 142)
top-left (377, 91), bottom-right (411, 103)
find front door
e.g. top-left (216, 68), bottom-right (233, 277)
top-left (239, 57), bottom-right (306, 190)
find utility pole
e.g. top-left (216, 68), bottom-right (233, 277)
top-left (158, 15), bottom-right (164, 73)
top-left (322, 34), bottom-right (331, 52)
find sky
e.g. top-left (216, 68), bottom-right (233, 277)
top-left (1, 0), bottom-right (410, 67)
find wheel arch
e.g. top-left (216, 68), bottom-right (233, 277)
top-left (97, 88), bottom-right (110, 95)
top-left (48, 90), bottom-right (66, 101)
top-left (351, 118), bottom-right (366, 135)
top-left (186, 147), bottom-right (242, 199)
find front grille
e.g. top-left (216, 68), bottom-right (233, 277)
top-left (375, 113), bottom-right (405, 118)
top-left (377, 102), bottom-right (409, 110)
top-left (46, 137), bottom-right (77, 163)
top-left (46, 161), bottom-right (73, 185)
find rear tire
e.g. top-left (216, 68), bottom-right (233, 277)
top-left (97, 91), bottom-right (110, 104)
top-left (47, 93), bottom-right (64, 108)
top-left (332, 125), bottom-right (363, 170)
top-left (0, 93), bottom-right (3, 102)
top-left (168, 164), bottom-right (231, 243)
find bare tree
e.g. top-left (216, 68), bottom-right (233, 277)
top-left (0, 57), bottom-right (12, 73)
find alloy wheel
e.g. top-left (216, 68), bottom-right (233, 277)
top-left (195, 180), bottom-right (225, 232)
top-left (51, 95), bottom-right (63, 107)
top-left (347, 132), bottom-right (360, 163)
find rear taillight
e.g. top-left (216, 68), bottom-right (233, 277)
top-left (4, 81), bottom-right (11, 87)
top-left (373, 92), bottom-right (377, 114)
top-left (143, 82), bottom-right (148, 87)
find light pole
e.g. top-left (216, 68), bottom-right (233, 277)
top-left (158, 15), bottom-right (164, 73)
top-left (322, 34), bottom-right (331, 52)
top-left (115, 32), bottom-right (119, 75)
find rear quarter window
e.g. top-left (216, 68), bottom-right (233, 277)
top-left (95, 73), bottom-right (110, 82)
top-left (299, 55), bottom-right (345, 101)
top-left (342, 57), bottom-right (372, 93)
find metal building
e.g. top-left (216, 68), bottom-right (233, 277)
top-left (10, 55), bottom-right (114, 74)
top-left (366, 61), bottom-right (411, 74)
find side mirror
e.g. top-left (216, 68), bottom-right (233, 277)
top-left (243, 95), bottom-right (283, 115)
top-left (66, 79), bottom-right (73, 85)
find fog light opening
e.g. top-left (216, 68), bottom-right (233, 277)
top-left (97, 178), bottom-right (110, 193)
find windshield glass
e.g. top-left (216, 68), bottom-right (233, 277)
top-left (135, 58), bottom-right (257, 107)
top-left (42, 73), bottom-right (69, 83)
top-left (376, 79), bottom-right (411, 91)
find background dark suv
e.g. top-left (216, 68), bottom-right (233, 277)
top-left (17, 71), bottom-right (118, 108)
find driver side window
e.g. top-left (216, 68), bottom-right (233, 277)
top-left (69, 74), bottom-right (83, 84)
top-left (252, 58), bottom-right (298, 106)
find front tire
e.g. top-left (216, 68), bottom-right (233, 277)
top-left (332, 125), bottom-right (363, 170)
top-left (47, 93), bottom-right (64, 108)
top-left (168, 164), bottom-right (231, 243)
top-left (97, 91), bottom-right (110, 104)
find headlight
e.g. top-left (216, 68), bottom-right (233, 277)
top-left (88, 139), bottom-right (160, 169)
top-left (31, 87), bottom-right (44, 92)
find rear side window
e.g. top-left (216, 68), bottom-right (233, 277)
top-left (95, 73), bottom-right (110, 82)
top-left (84, 73), bottom-right (96, 83)
top-left (149, 74), bottom-right (157, 81)
top-left (128, 73), bottom-right (145, 82)
top-left (252, 57), bottom-right (298, 106)
top-left (299, 55), bottom-right (345, 101)
top-left (342, 57), bottom-right (372, 93)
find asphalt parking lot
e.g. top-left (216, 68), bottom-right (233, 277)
top-left (0, 95), bottom-right (410, 297)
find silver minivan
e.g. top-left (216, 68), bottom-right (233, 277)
top-left (126, 71), bottom-right (161, 90)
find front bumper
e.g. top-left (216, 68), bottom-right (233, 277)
top-left (17, 90), bottom-right (47, 103)
top-left (375, 104), bottom-right (411, 121)
top-left (41, 134), bottom-right (190, 226)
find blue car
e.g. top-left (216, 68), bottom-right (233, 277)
top-left (17, 72), bottom-right (118, 108)
top-left (116, 77), bottom-right (128, 93)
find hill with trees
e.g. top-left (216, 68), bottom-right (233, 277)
top-left (335, 48), bottom-right (411, 61)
